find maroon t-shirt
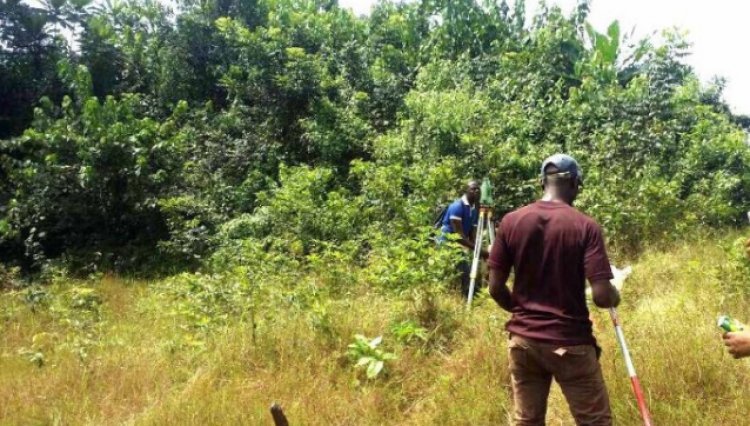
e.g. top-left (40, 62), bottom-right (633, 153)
top-left (488, 200), bottom-right (613, 346)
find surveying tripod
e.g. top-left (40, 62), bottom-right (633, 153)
top-left (467, 178), bottom-right (494, 307)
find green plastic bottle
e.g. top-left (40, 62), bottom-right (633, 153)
top-left (718, 315), bottom-right (745, 332)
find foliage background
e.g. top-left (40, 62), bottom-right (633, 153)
top-left (2, 1), bottom-right (750, 424)
top-left (2, 0), bottom-right (749, 273)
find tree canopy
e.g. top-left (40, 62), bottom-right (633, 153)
top-left (1, 0), bottom-right (748, 274)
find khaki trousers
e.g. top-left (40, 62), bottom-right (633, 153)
top-left (508, 334), bottom-right (612, 426)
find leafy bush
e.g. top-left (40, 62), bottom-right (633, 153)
top-left (1, 71), bottom-right (187, 270)
top-left (226, 164), bottom-right (366, 254)
top-left (363, 228), bottom-right (463, 294)
top-left (347, 334), bottom-right (397, 380)
top-left (157, 195), bottom-right (219, 265)
top-left (17, 283), bottom-right (105, 363)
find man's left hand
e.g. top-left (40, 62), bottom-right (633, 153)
top-left (723, 331), bottom-right (750, 359)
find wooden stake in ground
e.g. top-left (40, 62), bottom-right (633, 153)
top-left (270, 402), bottom-right (289, 426)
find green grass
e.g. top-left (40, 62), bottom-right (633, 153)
top-left (2, 234), bottom-right (750, 425)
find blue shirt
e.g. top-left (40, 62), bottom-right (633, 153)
top-left (440, 195), bottom-right (478, 238)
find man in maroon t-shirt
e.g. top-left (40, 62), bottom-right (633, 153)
top-left (488, 154), bottom-right (621, 426)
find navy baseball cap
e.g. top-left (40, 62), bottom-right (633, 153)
top-left (541, 154), bottom-right (583, 184)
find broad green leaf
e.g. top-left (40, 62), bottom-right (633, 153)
top-left (366, 360), bottom-right (384, 379)
top-left (356, 356), bottom-right (372, 367)
top-left (369, 335), bottom-right (382, 348)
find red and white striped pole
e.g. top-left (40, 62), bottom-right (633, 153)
top-left (609, 307), bottom-right (653, 426)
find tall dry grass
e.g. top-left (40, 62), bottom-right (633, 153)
top-left (2, 235), bottom-right (750, 425)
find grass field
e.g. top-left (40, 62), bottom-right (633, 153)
top-left (2, 233), bottom-right (750, 425)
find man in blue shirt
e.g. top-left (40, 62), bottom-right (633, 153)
top-left (441, 180), bottom-right (487, 296)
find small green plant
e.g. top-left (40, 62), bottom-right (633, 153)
top-left (18, 348), bottom-right (45, 367)
top-left (390, 320), bottom-right (428, 345)
top-left (347, 334), bottom-right (397, 380)
top-left (69, 287), bottom-right (102, 313)
top-left (23, 286), bottom-right (49, 313)
top-left (0, 263), bottom-right (20, 290)
top-left (59, 287), bottom-right (105, 361)
top-left (18, 332), bottom-right (58, 367)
